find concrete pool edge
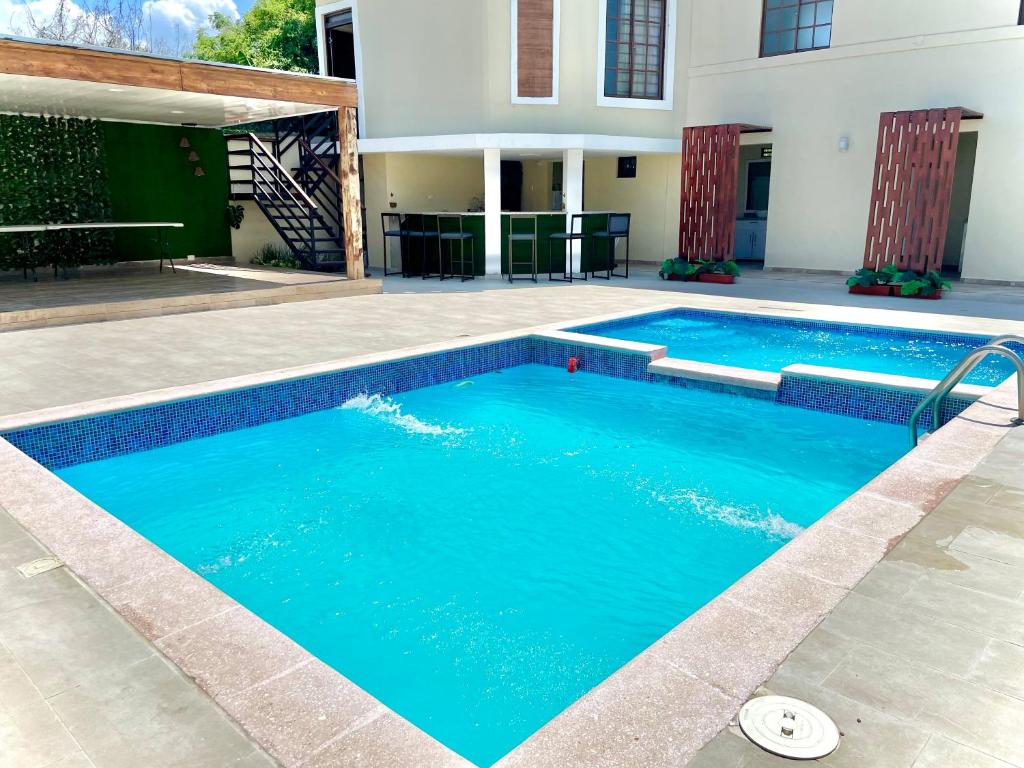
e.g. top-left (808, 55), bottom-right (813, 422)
top-left (0, 322), bottom-right (1019, 767)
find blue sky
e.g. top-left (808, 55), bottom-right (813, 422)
top-left (0, 0), bottom-right (256, 53)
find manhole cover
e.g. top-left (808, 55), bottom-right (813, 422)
top-left (739, 695), bottom-right (840, 760)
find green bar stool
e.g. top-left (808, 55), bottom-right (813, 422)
top-left (381, 212), bottom-right (404, 276)
top-left (548, 213), bottom-right (588, 283)
top-left (591, 212), bottom-right (631, 280)
top-left (507, 214), bottom-right (538, 283)
top-left (437, 214), bottom-right (475, 282)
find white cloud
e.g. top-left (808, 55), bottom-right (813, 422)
top-left (0, 0), bottom-right (239, 52)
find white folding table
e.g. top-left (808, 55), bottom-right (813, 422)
top-left (0, 222), bottom-right (185, 279)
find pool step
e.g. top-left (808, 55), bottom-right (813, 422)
top-left (648, 358), bottom-right (781, 392)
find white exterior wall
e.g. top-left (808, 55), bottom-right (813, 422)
top-left (320, 0), bottom-right (1024, 282)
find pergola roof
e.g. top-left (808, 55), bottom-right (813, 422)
top-left (0, 35), bottom-right (357, 127)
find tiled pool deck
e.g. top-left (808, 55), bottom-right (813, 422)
top-left (2, 275), bottom-right (1024, 767)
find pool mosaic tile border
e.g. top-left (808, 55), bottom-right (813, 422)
top-left (5, 332), bottom-right (977, 471)
top-left (778, 375), bottom-right (972, 427)
top-left (571, 306), bottom-right (1005, 350)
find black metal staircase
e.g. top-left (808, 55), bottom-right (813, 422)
top-left (227, 113), bottom-right (350, 272)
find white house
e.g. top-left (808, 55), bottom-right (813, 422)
top-left (314, 0), bottom-right (1024, 284)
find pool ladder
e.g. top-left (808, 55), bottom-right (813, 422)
top-left (908, 334), bottom-right (1024, 448)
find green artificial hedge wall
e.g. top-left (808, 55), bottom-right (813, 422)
top-left (0, 115), bottom-right (114, 271)
top-left (0, 115), bottom-right (231, 272)
top-left (102, 122), bottom-right (231, 262)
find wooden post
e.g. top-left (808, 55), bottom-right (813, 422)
top-left (338, 106), bottom-right (365, 280)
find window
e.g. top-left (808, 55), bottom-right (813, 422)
top-left (324, 10), bottom-right (356, 78)
top-left (603, 0), bottom-right (667, 100)
top-left (760, 0), bottom-right (832, 57)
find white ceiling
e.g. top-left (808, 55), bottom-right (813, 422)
top-left (0, 75), bottom-right (334, 127)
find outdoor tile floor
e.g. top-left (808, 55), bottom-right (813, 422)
top-left (689, 428), bottom-right (1024, 768)
top-left (2, 270), bottom-right (1024, 767)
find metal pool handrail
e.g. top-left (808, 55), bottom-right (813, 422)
top-left (908, 340), bottom-right (1024, 448)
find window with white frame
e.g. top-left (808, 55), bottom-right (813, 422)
top-left (603, 0), bottom-right (667, 100)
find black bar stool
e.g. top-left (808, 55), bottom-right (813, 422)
top-left (437, 214), bottom-right (475, 282)
top-left (381, 212), bottom-right (404, 276)
top-left (592, 212), bottom-right (631, 280)
top-left (507, 214), bottom-right (538, 283)
top-left (403, 214), bottom-right (440, 278)
top-left (548, 213), bottom-right (588, 283)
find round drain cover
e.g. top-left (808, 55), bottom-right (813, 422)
top-left (738, 695), bottom-right (840, 760)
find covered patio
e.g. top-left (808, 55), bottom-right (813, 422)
top-left (0, 36), bottom-right (380, 326)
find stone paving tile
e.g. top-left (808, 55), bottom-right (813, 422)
top-left (219, 659), bottom-right (385, 767)
top-left (822, 646), bottom-right (1024, 765)
top-left (155, 606), bottom-right (310, 701)
top-left (818, 591), bottom-right (989, 676)
top-left (0, 590), bottom-right (155, 699)
top-left (898, 576), bottom-right (1024, 643)
top-left (496, 652), bottom-right (741, 768)
top-left (912, 735), bottom-right (1017, 767)
top-left (48, 655), bottom-right (265, 768)
top-left (887, 535), bottom-right (1024, 600)
top-left (0, 645), bottom-right (84, 768)
top-left (296, 711), bottom-right (471, 768)
top-left (967, 637), bottom-right (1024, 700)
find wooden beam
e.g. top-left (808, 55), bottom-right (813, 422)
top-left (0, 38), bottom-right (357, 109)
top-left (339, 107), bottom-right (365, 280)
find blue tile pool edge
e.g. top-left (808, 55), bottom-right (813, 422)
top-left (568, 305), bottom-right (998, 349)
top-left (4, 334), bottom-right (976, 471)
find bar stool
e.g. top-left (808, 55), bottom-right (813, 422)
top-left (381, 212), bottom-right (404, 276)
top-left (507, 214), bottom-right (538, 283)
top-left (404, 214), bottom-right (440, 278)
top-left (437, 214), bottom-right (475, 282)
top-left (548, 213), bottom-right (588, 283)
top-left (591, 212), bottom-right (631, 280)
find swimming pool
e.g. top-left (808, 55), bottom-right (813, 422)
top-left (572, 309), bottom-right (1015, 385)
top-left (53, 363), bottom-right (906, 766)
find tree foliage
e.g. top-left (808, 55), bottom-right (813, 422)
top-left (190, 0), bottom-right (318, 73)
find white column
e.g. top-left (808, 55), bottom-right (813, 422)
top-left (484, 148), bottom-right (502, 276)
top-left (563, 148), bottom-right (584, 273)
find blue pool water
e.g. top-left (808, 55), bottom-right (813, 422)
top-left (58, 366), bottom-right (906, 766)
top-left (574, 310), bottom-right (1014, 385)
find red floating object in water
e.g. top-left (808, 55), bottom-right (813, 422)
top-left (567, 357), bottom-right (580, 373)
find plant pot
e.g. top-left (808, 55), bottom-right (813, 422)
top-left (666, 273), bottom-right (683, 281)
top-left (848, 284), bottom-right (892, 296)
top-left (697, 273), bottom-right (735, 284)
top-left (903, 289), bottom-right (942, 300)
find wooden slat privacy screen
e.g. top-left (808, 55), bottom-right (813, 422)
top-left (679, 124), bottom-right (741, 262)
top-left (517, 0), bottom-right (554, 98)
top-left (863, 108), bottom-right (963, 274)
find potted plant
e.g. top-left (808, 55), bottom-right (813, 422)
top-left (894, 269), bottom-right (950, 300)
top-left (694, 258), bottom-right (740, 284)
top-left (846, 265), bottom-right (897, 296)
top-left (659, 258), bottom-right (698, 282)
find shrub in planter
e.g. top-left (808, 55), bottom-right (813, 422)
top-left (896, 270), bottom-right (950, 299)
top-left (250, 243), bottom-right (302, 269)
top-left (659, 257), bottom-right (697, 282)
top-left (694, 258), bottom-right (740, 284)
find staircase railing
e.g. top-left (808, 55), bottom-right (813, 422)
top-left (247, 133), bottom-right (320, 268)
top-left (908, 336), bottom-right (1024, 447)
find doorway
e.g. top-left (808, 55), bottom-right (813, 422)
top-left (735, 144), bottom-right (772, 262)
top-left (324, 10), bottom-right (356, 79)
top-left (942, 132), bottom-right (977, 277)
top-left (501, 161), bottom-right (523, 211)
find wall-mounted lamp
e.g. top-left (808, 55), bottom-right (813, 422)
top-left (838, 136), bottom-right (851, 153)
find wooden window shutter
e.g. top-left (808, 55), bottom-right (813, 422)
top-left (516, 0), bottom-right (554, 98)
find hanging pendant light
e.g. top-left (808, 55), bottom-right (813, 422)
top-left (179, 137), bottom-right (190, 148)
top-left (188, 150), bottom-right (200, 162)
top-left (194, 166), bottom-right (205, 177)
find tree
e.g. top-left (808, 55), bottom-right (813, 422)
top-left (190, 0), bottom-right (317, 73)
